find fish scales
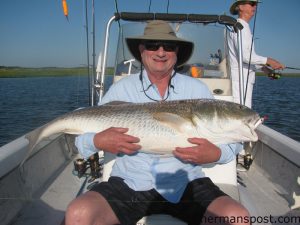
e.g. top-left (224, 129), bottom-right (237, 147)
top-left (22, 99), bottom-right (262, 165)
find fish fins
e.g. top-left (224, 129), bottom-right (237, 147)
top-left (153, 112), bottom-right (197, 134)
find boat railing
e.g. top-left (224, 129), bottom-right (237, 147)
top-left (0, 132), bottom-right (75, 178)
top-left (256, 124), bottom-right (300, 167)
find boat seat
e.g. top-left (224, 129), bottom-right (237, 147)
top-left (102, 152), bottom-right (239, 225)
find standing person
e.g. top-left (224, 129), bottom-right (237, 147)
top-left (227, 0), bottom-right (285, 108)
top-left (65, 20), bottom-right (250, 225)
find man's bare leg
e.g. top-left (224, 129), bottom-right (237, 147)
top-left (202, 196), bottom-right (250, 225)
top-left (65, 191), bottom-right (120, 225)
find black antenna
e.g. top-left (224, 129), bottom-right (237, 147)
top-left (114, 0), bottom-right (119, 14)
top-left (92, 0), bottom-right (96, 105)
top-left (148, 0), bottom-right (152, 13)
top-left (84, 0), bottom-right (91, 106)
top-left (166, 0), bottom-right (170, 13)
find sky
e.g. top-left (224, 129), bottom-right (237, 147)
top-left (0, 0), bottom-right (300, 72)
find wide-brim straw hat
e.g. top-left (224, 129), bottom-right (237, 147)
top-left (230, 0), bottom-right (261, 15)
top-left (126, 20), bottom-right (194, 67)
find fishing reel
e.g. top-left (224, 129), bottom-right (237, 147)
top-left (267, 70), bottom-right (282, 80)
top-left (263, 65), bottom-right (282, 80)
top-left (73, 153), bottom-right (103, 182)
top-left (243, 153), bottom-right (253, 170)
top-left (236, 142), bottom-right (255, 171)
top-left (266, 65), bottom-right (300, 79)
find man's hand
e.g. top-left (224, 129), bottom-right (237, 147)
top-left (93, 127), bottom-right (141, 155)
top-left (173, 138), bottom-right (221, 164)
top-left (266, 58), bottom-right (285, 70)
top-left (261, 66), bottom-right (273, 75)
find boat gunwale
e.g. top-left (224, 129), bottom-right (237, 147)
top-left (256, 124), bottom-right (300, 167)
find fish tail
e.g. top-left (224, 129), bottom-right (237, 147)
top-left (20, 118), bottom-right (81, 168)
top-left (20, 125), bottom-right (48, 168)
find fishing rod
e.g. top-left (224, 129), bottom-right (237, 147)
top-left (265, 65), bottom-right (300, 80)
top-left (286, 66), bottom-right (300, 70)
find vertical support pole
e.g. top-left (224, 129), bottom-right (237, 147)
top-left (237, 29), bottom-right (245, 105)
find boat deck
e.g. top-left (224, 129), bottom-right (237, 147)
top-left (8, 162), bottom-right (88, 225)
top-left (8, 157), bottom-right (299, 225)
top-left (238, 167), bottom-right (300, 225)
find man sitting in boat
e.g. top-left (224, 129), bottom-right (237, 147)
top-left (65, 20), bottom-right (250, 225)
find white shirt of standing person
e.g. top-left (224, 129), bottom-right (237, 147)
top-left (227, 18), bottom-right (267, 108)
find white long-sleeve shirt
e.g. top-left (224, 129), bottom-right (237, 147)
top-left (227, 18), bottom-right (267, 84)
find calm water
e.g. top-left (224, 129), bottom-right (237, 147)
top-left (0, 76), bottom-right (90, 147)
top-left (0, 75), bottom-right (299, 147)
top-left (252, 76), bottom-right (300, 142)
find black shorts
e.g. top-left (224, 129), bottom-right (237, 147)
top-left (91, 176), bottom-right (227, 225)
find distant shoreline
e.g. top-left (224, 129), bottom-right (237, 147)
top-left (255, 72), bottom-right (300, 78)
top-left (0, 66), bottom-right (299, 78)
top-left (0, 67), bottom-right (114, 78)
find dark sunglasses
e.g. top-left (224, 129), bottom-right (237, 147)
top-left (143, 41), bottom-right (178, 52)
top-left (242, 1), bottom-right (257, 6)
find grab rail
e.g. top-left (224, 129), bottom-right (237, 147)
top-left (114, 12), bottom-right (243, 30)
